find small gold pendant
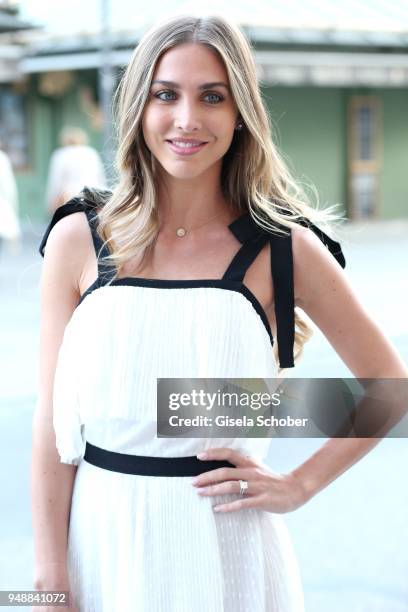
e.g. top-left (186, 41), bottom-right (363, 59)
top-left (176, 227), bottom-right (186, 237)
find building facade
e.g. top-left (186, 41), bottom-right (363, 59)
top-left (2, 10), bottom-right (408, 222)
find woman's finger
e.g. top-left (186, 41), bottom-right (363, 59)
top-left (192, 466), bottom-right (256, 488)
top-left (212, 494), bottom-right (266, 513)
top-left (197, 478), bottom-right (260, 497)
top-left (196, 446), bottom-right (260, 468)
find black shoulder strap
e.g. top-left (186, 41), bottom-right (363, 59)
top-left (269, 232), bottom-right (295, 368)
top-left (38, 196), bottom-right (116, 284)
top-left (227, 210), bottom-right (346, 369)
top-left (228, 211), bottom-right (346, 269)
top-left (222, 234), bottom-right (269, 282)
top-left (39, 198), bottom-right (85, 257)
top-left (296, 217), bottom-right (346, 269)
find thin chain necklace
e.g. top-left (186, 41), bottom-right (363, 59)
top-left (174, 211), bottom-right (225, 237)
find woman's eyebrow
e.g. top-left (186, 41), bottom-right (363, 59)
top-left (151, 79), bottom-right (230, 91)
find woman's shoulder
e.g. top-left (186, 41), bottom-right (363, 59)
top-left (41, 207), bottom-right (94, 283)
top-left (40, 201), bottom-right (90, 255)
top-left (39, 189), bottom-right (111, 255)
top-left (291, 222), bottom-right (319, 254)
top-left (290, 221), bottom-right (348, 311)
top-left (291, 221), bottom-right (346, 272)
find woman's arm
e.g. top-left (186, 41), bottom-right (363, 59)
top-left (31, 213), bottom-right (87, 591)
top-left (289, 225), bottom-right (408, 503)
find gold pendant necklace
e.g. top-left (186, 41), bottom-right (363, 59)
top-left (175, 211), bottom-right (224, 237)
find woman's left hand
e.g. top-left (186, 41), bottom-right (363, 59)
top-left (191, 447), bottom-right (308, 514)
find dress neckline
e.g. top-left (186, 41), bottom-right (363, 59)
top-left (39, 196), bottom-right (346, 370)
top-left (112, 210), bottom-right (257, 284)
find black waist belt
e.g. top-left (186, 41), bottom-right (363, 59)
top-left (83, 441), bottom-right (236, 477)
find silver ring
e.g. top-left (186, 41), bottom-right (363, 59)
top-left (239, 479), bottom-right (249, 496)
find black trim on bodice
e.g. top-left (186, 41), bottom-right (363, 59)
top-left (39, 196), bottom-right (346, 369)
top-left (222, 209), bottom-right (345, 368)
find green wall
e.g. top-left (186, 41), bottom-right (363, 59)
top-left (264, 86), bottom-right (347, 215)
top-left (264, 85), bottom-right (408, 220)
top-left (377, 88), bottom-right (408, 218)
top-left (15, 71), bottom-right (103, 223)
top-left (15, 76), bottom-right (408, 222)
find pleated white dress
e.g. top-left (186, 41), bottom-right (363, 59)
top-left (40, 197), bottom-right (307, 612)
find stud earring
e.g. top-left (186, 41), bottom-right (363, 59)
top-left (235, 122), bottom-right (243, 131)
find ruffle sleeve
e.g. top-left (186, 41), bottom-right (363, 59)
top-left (52, 322), bottom-right (86, 465)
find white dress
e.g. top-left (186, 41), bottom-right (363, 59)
top-left (38, 196), bottom-right (346, 611)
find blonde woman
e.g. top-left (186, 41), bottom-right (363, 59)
top-left (32, 15), bottom-right (408, 612)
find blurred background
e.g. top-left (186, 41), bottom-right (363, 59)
top-left (0, 1), bottom-right (407, 611)
top-left (3, 0), bottom-right (408, 223)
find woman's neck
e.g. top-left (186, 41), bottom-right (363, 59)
top-left (156, 169), bottom-right (234, 229)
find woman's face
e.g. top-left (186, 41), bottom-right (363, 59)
top-left (142, 42), bottom-right (239, 181)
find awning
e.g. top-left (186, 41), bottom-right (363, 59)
top-left (0, 11), bottom-right (38, 34)
top-left (20, 47), bottom-right (408, 87)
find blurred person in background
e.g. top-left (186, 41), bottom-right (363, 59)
top-left (45, 126), bottom-right (106, 216)
top-left (0, 146), bottom-right (22, 255)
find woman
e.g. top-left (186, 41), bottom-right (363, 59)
top-left (31, 15), bottom-right (408, 612)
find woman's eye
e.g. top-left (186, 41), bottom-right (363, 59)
top-left (153, 91), bottom-right (224, 104)
top-left (204, 93), bottom-right (224, 104)
top-left (155, 91), bottom-right (176, 102)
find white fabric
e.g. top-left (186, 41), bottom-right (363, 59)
top-left (45, 145), bottom-right (106, 210)
top-left (53, 284), bottom-right (305, 611)
top-left (0, 150), bottom-right (21, 241)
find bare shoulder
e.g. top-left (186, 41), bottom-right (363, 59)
top-left (291, 223), bottom-right (345, 308)
top-left (44, 210), bottom-right (92, 256)
top-left (43, 210), bottom-right (94, 292)
top-left (291, 222), bottom-right (327, 259)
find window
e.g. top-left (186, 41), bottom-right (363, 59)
top-left (0, 89), bottom-right (29, 171)
top-left (348, 97), bottom-right (381, 219)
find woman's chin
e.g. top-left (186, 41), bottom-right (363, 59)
top-left (161, 163), bottom-right (210, 181)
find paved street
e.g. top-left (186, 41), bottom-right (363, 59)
top-left (0, 218), bottom-right (407, 611)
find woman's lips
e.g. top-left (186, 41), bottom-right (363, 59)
top-left (166, 140), bottom-right (208, 156)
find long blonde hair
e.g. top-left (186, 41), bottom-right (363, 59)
top-left (89, 15), bottom-right (344, 369)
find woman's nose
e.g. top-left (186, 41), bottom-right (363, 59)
top-left (174, 100), bottom-right (202, 132)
